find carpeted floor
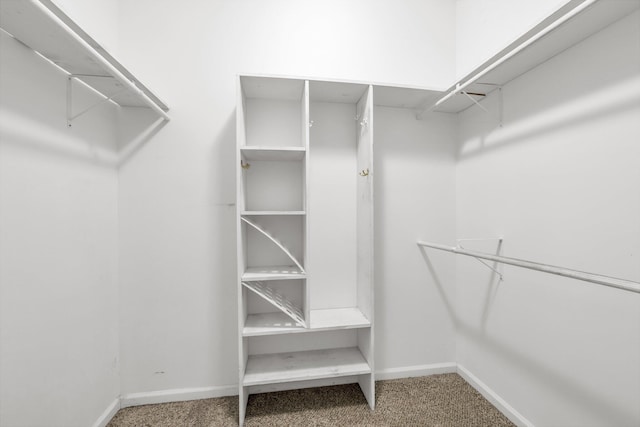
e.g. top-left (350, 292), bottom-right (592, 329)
top-left (108, 373), bottom-right (515, 426)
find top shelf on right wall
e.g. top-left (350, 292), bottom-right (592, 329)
top-left (420, 0), bottom-right (640, 116)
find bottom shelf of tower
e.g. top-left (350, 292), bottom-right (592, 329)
top-left (243, 347), bottom-right (371, 386)
top-left (239, 346), bottom-right (374, 425)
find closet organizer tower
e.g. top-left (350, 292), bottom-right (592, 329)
top-left (236, 75), bottom-right (375, 425)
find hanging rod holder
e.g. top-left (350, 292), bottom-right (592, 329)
top-left (456, 239), bottom-right (503, 281)
top-left (461, 91), bottom-right (489, 113)
top-left (416, 240), bottom-right (640, 294)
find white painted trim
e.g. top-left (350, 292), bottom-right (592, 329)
top-left (120, 384), bottom-right (237, 408)
top-left (375, 362), bottom-right (457, 380)
top-left (457, 364), bottom-right (534, 427)
top-left (92, 398), bottom-right (120, 427)
top-left (93, 364), bottom-right (531, 427)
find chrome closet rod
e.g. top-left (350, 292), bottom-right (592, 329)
top-left (416, 241), bottom-right (640, 294)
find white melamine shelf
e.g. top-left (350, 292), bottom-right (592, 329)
top-left (243, 347), bottom-right (371, 386)
top-left (0, 0), bottom-right (168, 117)
top-left (309, 308), bottom-right (371, 330)
top-left (243, 312), bottom-right (304, 335)
top-left (242, 266), bottom-right (306, 281)
top-left (243, 307), bottom-right (371, 336)
top-left (242, 211), bottom-right (306, 216)
top-left (427, 0), bottom-right (640, 114)
top-left (241, 146), bottom-right (305, 161)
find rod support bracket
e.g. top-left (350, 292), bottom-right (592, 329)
top-left (66, 74), bottom-right (124, 128)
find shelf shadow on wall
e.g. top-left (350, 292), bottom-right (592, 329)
top-left (117, 108), bottom-right (169, 168)
top-left (0, 108), bottom-right (116, 167)
top-left (418, 247), bottom-right (638, 425)
top-left (0, 106), bottom-right (168, 169)
top-left (457, 77), bottom-right (640, 160)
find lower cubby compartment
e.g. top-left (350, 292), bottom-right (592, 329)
top-left (244, 279), bottom-right (306, 326)
top-left (243, 329), bottom-right (373, 387)
top-left (243, 347), bottom-right (371, 387)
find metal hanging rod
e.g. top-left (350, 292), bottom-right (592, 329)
top-left (416, 241), bottom-right (640, 294)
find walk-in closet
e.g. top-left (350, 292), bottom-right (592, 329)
top-left (1, 1), bottom-right (638, 426)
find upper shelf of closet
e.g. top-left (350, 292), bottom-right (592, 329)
top-left (0, 0), bottom-right (169, 120)
top-left (241, 73), bottom-right (443, 113)
top-left (420, 0), bottom-right (640, 116)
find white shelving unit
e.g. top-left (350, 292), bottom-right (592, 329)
top-left (236, 75), bottom-right (376, 425)
top-left (243, 308), bottom-right (371, 337)
top-left (0, 0), bottom-right (169, 124)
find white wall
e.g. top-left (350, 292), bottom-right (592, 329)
top-left (115, 0), bottom-right (457, 395)
top-left (0, 33), bottom-right (120, 427)
top-left (374, 107), bottom-right (457, 373)
top-left (52, 0), bottom-right (119, 56)
top-left (455, 0), bottom-right (570, 80)
top-left (455, 11), bottom-right (640, 426)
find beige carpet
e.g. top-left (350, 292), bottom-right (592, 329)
top-left (108, 373), bottom-right (515, 426)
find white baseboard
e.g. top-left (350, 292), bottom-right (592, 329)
top-left (120, 384), bottom-right (237, 408)
top-left (94, 364), bottom-right (530, 427)
top-left (457, 364), bottom-right (533, 427)
top-left (92, 398), bottom-right (121, 427)
top-left (375, 362), bottom-right (457, 380)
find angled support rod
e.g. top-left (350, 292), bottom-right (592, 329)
top-left (416, 240), bottom-right (640, 294)
top-left (461, 91), bottom-right (489, 113)
top-left (457, 241), bottom-right (503, 281)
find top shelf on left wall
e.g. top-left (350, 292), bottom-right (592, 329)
top-left (0, 0), bottom-right (169, 121)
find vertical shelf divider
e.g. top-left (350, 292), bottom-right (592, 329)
top-left (302, 80), bottom-right (311, 325)
top-left (235, 75), bottom-right (249, 426)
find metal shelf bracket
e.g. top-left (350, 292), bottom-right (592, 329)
top-left (456, 237), bottom-right (504, 281)
top-left (66, 74), bottom-right (124, 127)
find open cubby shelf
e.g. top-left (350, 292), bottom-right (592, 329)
top-left (241, 146), bottom-right (306, 161)
top-left (243, 347), bottom-right (371, 387)
top-left (243, 307), bottom-right (371, 337)
top-left (242, 281), bottom-right (306, 327)
top-left (241, 217), bottom-right (305, 273)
